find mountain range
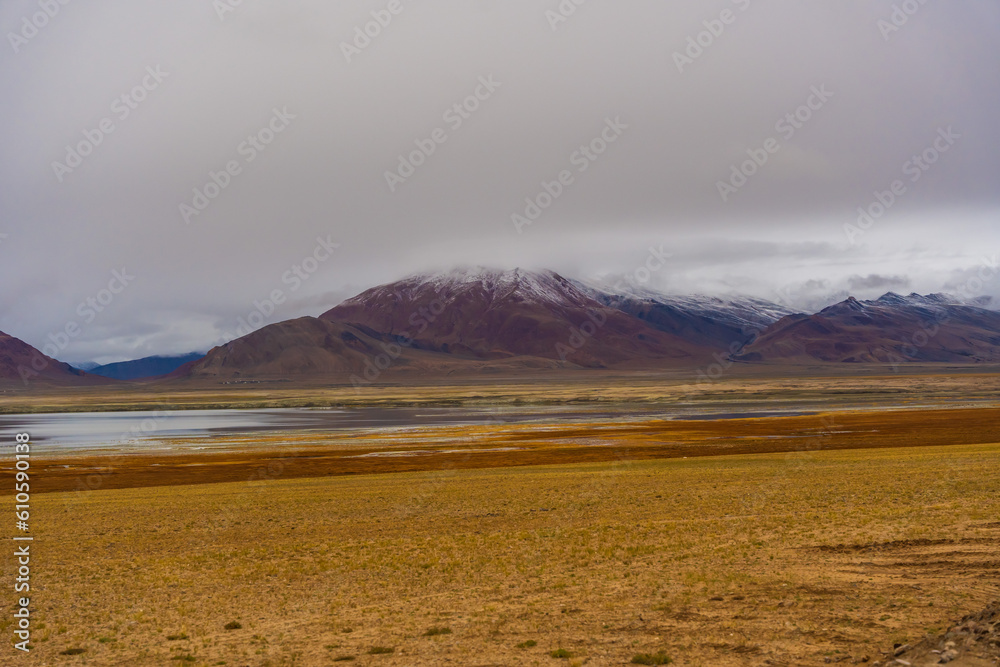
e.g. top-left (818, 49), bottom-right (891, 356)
top-left (0, 330), bottom-right (104, 385)
top-left (572, 278), bottom-right (796, 350)
top-left (736, 292), bottom-right (1000, 364)
top-left (88, 353), bottom-right (206, 380)
top-left (3, 268), bottom-right (999, 386)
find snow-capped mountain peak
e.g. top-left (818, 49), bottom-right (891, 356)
top-left (344, 267), bottom-right (592, 311)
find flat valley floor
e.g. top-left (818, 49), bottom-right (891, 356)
top-left (3, 369), bottom-right (999, 666)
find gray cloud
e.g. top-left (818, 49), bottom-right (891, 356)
top-left (847, 274), bottom-right (911, 291)
top-left (1, 0), bottom-right (998, 363)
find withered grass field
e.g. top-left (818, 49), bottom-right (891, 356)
top-left (3, 371), bottom-right (1000, 665)
top-left (11, 443), bottom-right (1000, 666)
top-left (3, 367), bottom-right (1000, 415)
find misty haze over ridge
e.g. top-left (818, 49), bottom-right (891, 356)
top-left (1, 1), bottom-right (998, 364)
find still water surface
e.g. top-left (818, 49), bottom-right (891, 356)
top-left (0, 407), bottom-right (621, 452)
top-left (0, 407), bottom-right (814, 452)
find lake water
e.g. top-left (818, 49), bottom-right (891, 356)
top-left (0, 407), bottom-right (627, 453)
top-left (0, 406), bottom-right (818, 453)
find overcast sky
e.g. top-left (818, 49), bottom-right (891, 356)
top-left (1, 0), bottom-right (998, 363)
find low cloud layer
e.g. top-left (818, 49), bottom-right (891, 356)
top-left (847, 274), bottom-right (911, 292)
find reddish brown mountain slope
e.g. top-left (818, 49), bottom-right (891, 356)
top-left (175, 316), bottom-right (571, 383)
top-left (320, 268), bottom-right (712, 368)
top-left (735, 293), bottom-right (1000, 363)
top-left (0, 330), bottom-right (94, 384)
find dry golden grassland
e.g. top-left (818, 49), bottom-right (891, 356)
top-left (9, 442), bottom-right (1000, 665)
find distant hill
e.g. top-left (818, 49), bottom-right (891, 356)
top-left (573, 279), bottom-right (794, 350)
top-left (173, 316), bottom-right (576, 382)
top-left (176, 268), bottom-right (716, 382)
top-left (319, 267), bottom-right (711, 368)
top-left (17, 270), bottom-right (999, 389)
top-left (0, 330), bottom-right (104, 385)
top-left (89, 353), bottom-right (205, 380)
top-left (173, 274), bottom-right (1000, 384)
top-left (73, 361), bottom-right (101, 372)
top-left (735, 293), bottom-right (1000, 364)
